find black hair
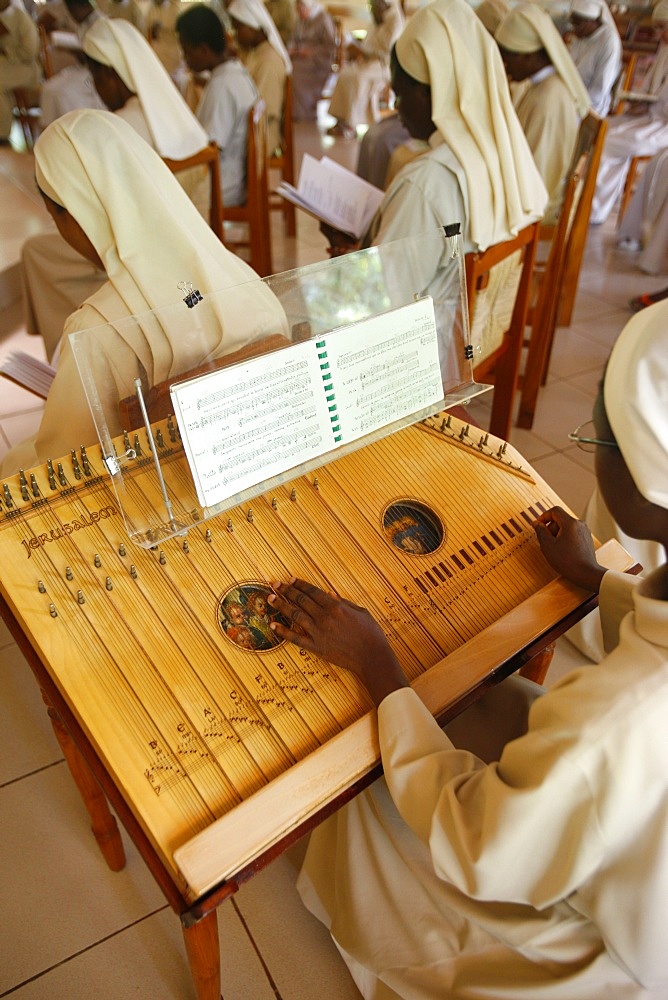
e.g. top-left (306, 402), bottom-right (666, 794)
top-left (176, 4), bottom-right (227, 54)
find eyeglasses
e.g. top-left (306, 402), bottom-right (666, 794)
top-left (568, 420), bottom-right (620, 453)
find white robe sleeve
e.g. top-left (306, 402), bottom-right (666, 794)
top-left (377, 685), bottom-right (608, 908)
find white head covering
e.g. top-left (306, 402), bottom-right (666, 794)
top-left (476, 0), bottom-right (509, 35)
top-left (604, 302), bottom-right (668, 510)
top-left (653, 0), bottom-right (668, 21)
top-left (227, 0), bottom-right (292, 72)
top-left (394, 0), bottom-right (547, 250)
top-left (82, 18), bottom-right (208, 160)
top-left (571, 0), bottom-right (602, 19)
top-left (495, 3), bottom-right (591, 116)
top-left (34, 110), bottom-right (286, 387)
top-left (571, 0), bottom-right (618, 31)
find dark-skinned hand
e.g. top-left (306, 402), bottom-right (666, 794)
top-left (319, 221), bottom-right (361, 258)
top-left (533, 506), bottom-right (607, 593)
top-left (268, 578), bottom-right (409, 706)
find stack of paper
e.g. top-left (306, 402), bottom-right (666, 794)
top-left (0, 352), bottom-right (56, 399)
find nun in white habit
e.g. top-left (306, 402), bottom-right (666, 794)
top-left (567, 0), bottom-right (622, 117)
top-left (2, 110), bottom-right (286, 477)
top-left (227, 0), bottom-right (291, 155)
top-left (495, 2), bottom-right (591, 222)
top-left (590, 0), bottom-right (668, 224)
top-left (22, 17), bottom-right (212, 362)
top-left (268, 301), bottom-right (668, 999)
top-left (325, 0), bottom-right (547, 257)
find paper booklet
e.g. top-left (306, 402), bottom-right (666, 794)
top-left (275, 154), bottom-right (385, 239)
top-left (0, 352), bottom-right (56, 399)
top-left (617, 90), bottom-right (658, 103)
top-left (170, 296), bottom-right (443, 509)
top-left (50, 30), bottom-right (83, 52)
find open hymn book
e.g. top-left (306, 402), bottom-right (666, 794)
top-left (275, 154), bottom-right (384, 239)
top-left (170, 297), bottom-right (443, 509)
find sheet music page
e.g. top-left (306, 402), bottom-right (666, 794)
top-left (170, 341), bottom-right (333, 507)
top-left (326, 297), bottom-right (443, 442)
top-left (170, 298), bottom-right (442, 508)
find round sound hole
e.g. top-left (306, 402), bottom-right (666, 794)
top-left (217, 582), bottom-right (288, 652)
top-left (382, 499), bottom-right (444, 556)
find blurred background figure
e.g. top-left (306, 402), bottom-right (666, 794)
top-left (618, 146), bottom-right (668, 276)
top-left (38, 0), bottom-right (106, 128)
top-left (288, 0), bottom-right (336, 121)
top-left (228, 0), bottom-right (291, 155)
top-left (177, 3), bottom-right (257, 208)
top-left (495, 2), bottom-right (591, 222)
top-left (567, 0), bottom-right (621, 117)
top-left (0, 0), bottom-right (40, 144)
top-left (266, 0), bottom-right (295, 46)
top-left (144, 0), bottom-right (187, 79)
top-left (326, 0), bottom-right (403, 139)
top-left (590, 0), bottom-right (668, 224)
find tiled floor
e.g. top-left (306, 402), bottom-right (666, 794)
top-left (0, 114), bottom-right (665, 1000)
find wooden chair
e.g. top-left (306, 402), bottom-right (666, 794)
top-left (465, 221), bottom-right (540, 441)
top-left (269, 74), bottom-right (296, 236)
top-left (39, 24), bottom-right (55, 79)
top-left (224, 100), bottom-right (273, 277)
top-left (12, 88), bottom-right (42, 149)
top-left (617, 153), bottom-right (651, 225)
top-left (551, 111), bottom-right (607, 327)
top-left (611, 50), bottom-right (638, 114)
top-left (162, 143), bottom-right (224, 243)
top-left (516, 164), bottom-right (583, 429)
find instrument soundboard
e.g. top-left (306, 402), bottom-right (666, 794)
top-left (0, 412), bottom-right (631, 901)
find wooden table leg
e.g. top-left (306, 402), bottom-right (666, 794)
top-left (518, 642), bottom-right (555, 685)
top-left (182, 909), bottom-right (221, 1000)
top-left (42, 690), bottom-right (126, 872)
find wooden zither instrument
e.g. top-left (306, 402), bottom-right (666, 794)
top-left (0, 411), bottom-right (633, 905)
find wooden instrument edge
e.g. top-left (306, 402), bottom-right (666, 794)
top-left (174, 537), bottom-right (634, 901)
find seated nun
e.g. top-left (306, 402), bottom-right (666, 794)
top-left (2, 110), bottom-right (287, 477)
top-left (22, 17), bottom-right (212, 362)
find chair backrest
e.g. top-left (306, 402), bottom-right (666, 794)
top-left (39, 25), bottom-right (55, 78)
top-left (225, 100), bottom-right (273, 277)
top-left (552, 111), bottom-right (607, 327)
top-left (611, 50), bottom-right (638, 114)
top-left (270, 73), bottom-right (293, 179)
top-left (465, 221), bottom-right (540, 440)
top-left (517, 156), bottom-right (586, 429)
top-left (269, 74), bottom-right (296, 235)
top-left (162, 142), bottom-right (224, 242)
